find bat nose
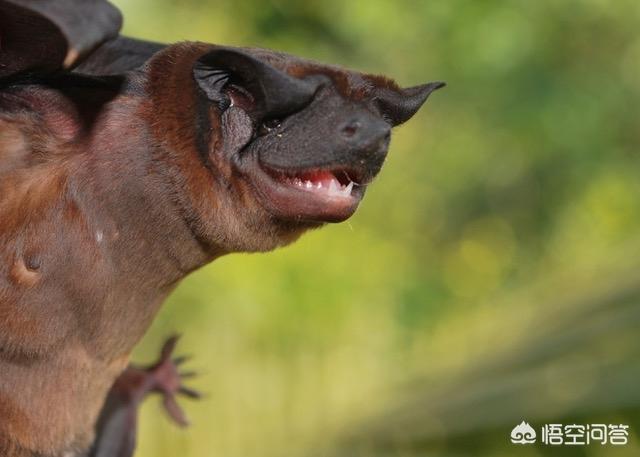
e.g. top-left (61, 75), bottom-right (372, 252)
top-left (339, 116), bottom-right (391, 152)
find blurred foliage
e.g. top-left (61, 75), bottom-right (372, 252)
top-left (111, 0), bottom-right (640, 455)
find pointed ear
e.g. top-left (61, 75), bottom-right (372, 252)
top-left (0, 0), bottom-right (122, 79)
top-left (193, 48), bottom-right (320, 119)
top-left (375, 82), bottom-right (446, 126)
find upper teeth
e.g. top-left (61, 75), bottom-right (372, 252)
top-left (290, 176), bottom-right (354, 198)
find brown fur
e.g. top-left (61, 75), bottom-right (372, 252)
top-left (0, 42), bottom-right (315, 456)
top-left (0, 40), bottom-right (437, 456)
top-left (0, 51), bottom-right (213, 455)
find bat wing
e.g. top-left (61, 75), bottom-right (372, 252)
top-left (73, 36), bottom-right (166, 76)
top-left (0, 0), bottom-right (123, 78)
top-left (0, 0), bottom-right (166, 80)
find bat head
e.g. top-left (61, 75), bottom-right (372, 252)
top-left (147, 45), bottom-right (444, 252)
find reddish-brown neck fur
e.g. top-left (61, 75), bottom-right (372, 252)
top-left (0, 54), bottom-right (219, 455)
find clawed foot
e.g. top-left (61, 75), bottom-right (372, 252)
top-left (113, 335), bottom-right (201, 427)
top-left (145, 335), bottom-right (201, 426)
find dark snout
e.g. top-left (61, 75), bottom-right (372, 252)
top-left (339, 115), bottom-right (391, 151)
top-left (337, 111), bottom-right (392, 179)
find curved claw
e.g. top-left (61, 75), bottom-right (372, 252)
top-left (163, 394), bottom-right (190, 427)
top-left (173, 355), bottom-right (192, 366)
top-left (159, 334), bottom-right (181, 362)
top-left (179, 386), bottom-right (202, 399)
top-left (143, 335), bottom-right (201, 427)
top-left (179, 371), bottom-right (198, 379)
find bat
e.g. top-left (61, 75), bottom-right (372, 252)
top-left (0, 1), bottom-right (444, 456)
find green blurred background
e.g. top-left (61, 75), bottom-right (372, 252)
top-left (112, 0), bottom-right (640, 455)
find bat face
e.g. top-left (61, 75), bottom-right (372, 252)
top-left (226, 74), bottom-right (391, 224)
top-left (151, 45), bottom-right (444, 252)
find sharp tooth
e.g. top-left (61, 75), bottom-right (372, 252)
top-left (344, 181), bottom-right (354, 195)
top-left (325, 178), bottom-right (354, 198)
top-left (295, 178), bottom-right (302, 186)
top-left (316, 182), bottom-right (322, 189)
top-left (328, 179), bottom-right (339, 195)
top-left (305, 181), bottom-right (312, 188)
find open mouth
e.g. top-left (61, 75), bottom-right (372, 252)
top-left (270, 168), bottom-right (361, 199)
top-left (246, 162), bottom-right (368, 223)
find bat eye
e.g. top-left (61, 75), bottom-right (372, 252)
top-left (259, 118), bottom-right (282, 136)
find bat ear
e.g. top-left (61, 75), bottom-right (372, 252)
top-left (193, 48), bottom-right (320, 120)
top-left (0, 0), bottom-right (122, 79)
top-left (375, 82), bottom-right (446, 126)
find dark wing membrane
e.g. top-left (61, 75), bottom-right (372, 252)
top-left (74, 36), bottom-right (166, 75)
top-left (0, 0), bottom-right (122, 79)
